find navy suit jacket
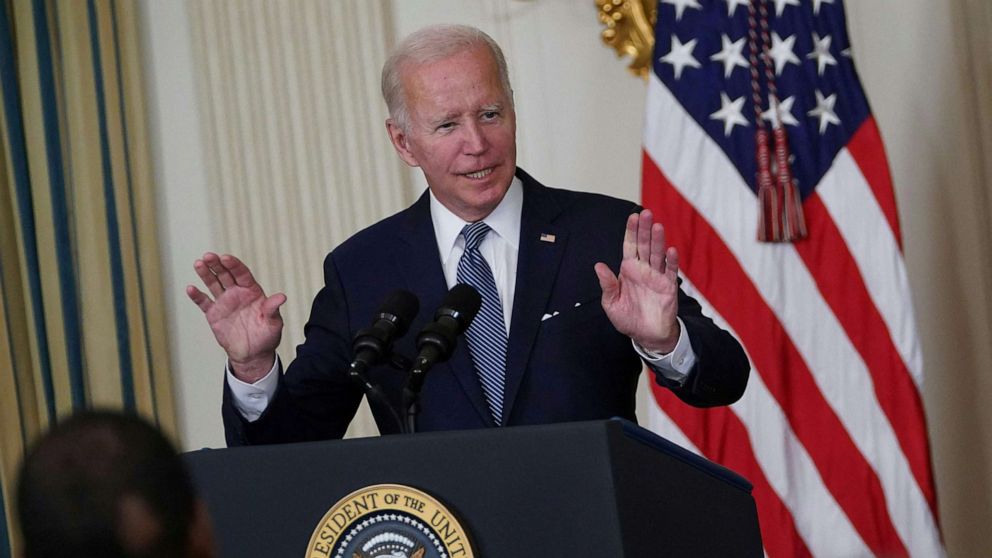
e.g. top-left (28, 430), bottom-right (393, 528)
top-left (223, 169), bottom-right (749, 446)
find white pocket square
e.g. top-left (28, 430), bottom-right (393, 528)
top-left (542, 300), bottom-right (594, 321)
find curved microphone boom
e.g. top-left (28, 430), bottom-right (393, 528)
top-left (403, 284), bottom-right (481, 432)
top-left (349, 289), bottom-right (419, 379)
top-left (348, 289), bottom-right (419, 434)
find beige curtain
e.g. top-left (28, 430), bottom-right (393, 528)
top-left (0, 1), bottom-right (176, 554)
top-left (941, 0), bottom-right (992, 554)
top-left (960, 0), bottom-right (992, 252)
top-left (186, 0), bottom-right (412, 439)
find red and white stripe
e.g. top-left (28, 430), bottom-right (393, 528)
top-left (642, 73), bottom-right (943, 557)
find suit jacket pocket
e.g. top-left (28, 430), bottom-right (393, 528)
top-left (539, 296), bottom-right (605, 333)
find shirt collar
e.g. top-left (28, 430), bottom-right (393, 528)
top-left (430, 176), bottom-right (523, 265)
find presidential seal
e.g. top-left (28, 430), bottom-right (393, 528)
top-left (305, 484), bottom-right (475, 558)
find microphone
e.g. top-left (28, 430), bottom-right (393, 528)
top-left (349, 290), bottom-right (420, 383)
top-left (406, 283), bottom-right (482, 395)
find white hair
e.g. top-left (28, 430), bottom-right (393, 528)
top-left (381, 24), bottom-right (514, 131)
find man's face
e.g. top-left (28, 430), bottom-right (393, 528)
top-left (386, 45), bottom-right (517, 222)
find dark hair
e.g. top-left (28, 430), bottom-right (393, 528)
top-left (16, 410), bottom-right (198, 558)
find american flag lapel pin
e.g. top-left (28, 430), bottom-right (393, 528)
top-left (540, 233), bottom-right (556, 243)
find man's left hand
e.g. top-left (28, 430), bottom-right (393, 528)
top-left (594, 209), bottom-right (681, 354)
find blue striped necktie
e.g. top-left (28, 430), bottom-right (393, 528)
top-left (456, 221), bottom-right (507, 425)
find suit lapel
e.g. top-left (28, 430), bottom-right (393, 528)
top-left (394, 192), bottom-right (494, 426)
top-left (501, 170), bottom-right (566, 425)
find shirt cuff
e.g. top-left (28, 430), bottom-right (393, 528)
top-left (226, 357), bottom-right (280, 422)
top-left (632, 317), bottom-right (697, 385)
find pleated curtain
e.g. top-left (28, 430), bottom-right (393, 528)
top-left (0, 1), bottom-right (176, 554)
top-left (186, 0), bottom-right (410, 440)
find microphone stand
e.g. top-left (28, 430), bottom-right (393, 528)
top-left (348, 353), bottom-right (412, 434)
top-left (400, 290), bottom-right (479, 433)
top-left (402, 355), bottom-right (433, 434)
top-left (403, 391), bottom-right (420, 434)
top-left (346, 289), bottom-right (421, 434)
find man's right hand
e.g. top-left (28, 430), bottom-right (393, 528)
top-left (186, 252), bottom-right (286, 383)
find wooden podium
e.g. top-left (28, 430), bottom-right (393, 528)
top-left (184, 418), bottom-right (762, 557)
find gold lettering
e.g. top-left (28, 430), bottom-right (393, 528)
top-left (432, 514), bottom-right (457, 541)
top-left (429, 511), bottom-right (470, 553)
top-left (343, 502), bottom-right (358, 521)
top-left (403, 495), bottom-right (426, 512)
top-left (353, 493), bottom-right (379, 515)
top-left (311, 541), bottom-right (331, 556)
top-left (353, 497), bottom-right (368, 515)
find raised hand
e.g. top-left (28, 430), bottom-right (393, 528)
top-left (594, 210), bottom-right (681, 354)
top-left (186, 253), bottom-right (286, 382)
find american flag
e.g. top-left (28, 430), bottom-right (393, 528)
top-left (641, 0), bottom-right (944, 555)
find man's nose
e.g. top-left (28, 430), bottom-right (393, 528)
top-left (461, 121), bottom-right (488, 155)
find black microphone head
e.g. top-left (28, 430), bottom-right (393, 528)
top-left (437, 283), bottom-right (482, 331)
top-left (376, 289), bottom-right (420, 337)
top-left (412, 284), bottom-right (482, 368)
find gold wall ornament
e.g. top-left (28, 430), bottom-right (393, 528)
top-left (596, 0), bottom-right (658, 79)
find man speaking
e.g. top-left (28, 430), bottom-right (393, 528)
top-left (187, 24), bottom-right (750, 446)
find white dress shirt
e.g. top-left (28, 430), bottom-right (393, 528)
top-left (430, 177), bottom-right (522, 334)
top-left (228, 178), bottom-right (697, 421)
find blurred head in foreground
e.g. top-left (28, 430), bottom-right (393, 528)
top-left (16, 410), bottom-right (214, 558)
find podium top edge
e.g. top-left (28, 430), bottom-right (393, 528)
top-left (184, 419), bottom-right (753, 494)
top-left (610, 418), bottom-right (753, 493)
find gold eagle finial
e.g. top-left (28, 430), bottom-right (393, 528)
top-left (595, 0), bottom-right (658, 79)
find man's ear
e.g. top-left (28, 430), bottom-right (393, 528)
top-left (385, 119), bottom-right (420, 168)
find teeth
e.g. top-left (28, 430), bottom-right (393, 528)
top-left (465, 168), bottom-right (493, 179)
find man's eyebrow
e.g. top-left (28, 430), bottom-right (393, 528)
top-left (427, 113), bottom-right (459, 127)
top-left (425, 103), bottom-right (504, 127)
